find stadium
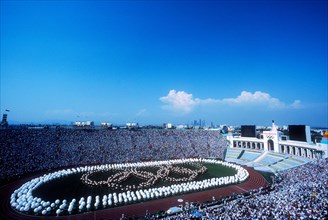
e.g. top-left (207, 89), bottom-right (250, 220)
top-left (0, 121), bottom-right (327, 220)
top-left (1, 0), bottom-right (327, 219)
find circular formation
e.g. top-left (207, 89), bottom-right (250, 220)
top-left (9, 158), bottom-right (249, 217)
top-left (81, 163), bottom-right (207, 191)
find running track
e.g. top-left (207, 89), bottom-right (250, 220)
top-left (0, 167), bottom-right (268, 220)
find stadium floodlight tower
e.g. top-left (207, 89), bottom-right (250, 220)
top-left (1, 114), bottom-right (8, 128)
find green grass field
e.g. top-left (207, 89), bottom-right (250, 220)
top-left (33, 162), bottom-right (236, 203)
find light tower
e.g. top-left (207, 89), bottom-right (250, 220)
top-left (1, 114), bottom-right (8, 128)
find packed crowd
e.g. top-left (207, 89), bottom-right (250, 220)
top-left (153, 158), bottom-right (328, 220)
top-left (2, 127), bottom-right (327, 219)
top-left (0, 127), bottom-right (227, 182)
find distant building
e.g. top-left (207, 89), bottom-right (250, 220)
top-left (101, 122), bottom-right (112, 128)
top-left (74, 121), bottom-right (94, 127)
top-left (126, 122), bottom-right (138, 128)
top-left (176, 124), bottom-right (188, 129)
top-left (163, 123), bottom-right (173, 129)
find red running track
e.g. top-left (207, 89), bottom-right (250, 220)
top-left (0, 167), bottom-right (268, 220)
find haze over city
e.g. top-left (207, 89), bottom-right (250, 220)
top-left (1, 0), bottom-right (327, 127)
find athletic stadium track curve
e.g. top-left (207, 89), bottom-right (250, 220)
top-left (0, 167), bottom-right (267, 220)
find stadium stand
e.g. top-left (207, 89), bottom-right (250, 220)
top-left (1, 127), bottom-right (327, 220)
top-left (161, 158), bottom-right (328, 219)
top-left (0, 127), bottom-right (226, 182)
top-left (225, 148), bottom-right (311, 173)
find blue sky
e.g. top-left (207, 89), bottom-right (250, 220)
top-left (1, 0), bottom-right (327, 127)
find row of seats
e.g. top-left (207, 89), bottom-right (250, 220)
top-left (225, 148), bottom-right (310, 172)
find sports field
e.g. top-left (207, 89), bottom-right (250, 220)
top-left (34, 161), bottom-right (236, 202)
top-left (1, 165), bottom-right (267, 220)
top-left (11, 159), bottom-right (245, 217)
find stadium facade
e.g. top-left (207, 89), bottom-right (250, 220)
top-left (225, 121), bottom-right (328, 159)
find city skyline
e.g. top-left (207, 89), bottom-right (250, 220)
top-left (1, 0), bottom-right (327, 127)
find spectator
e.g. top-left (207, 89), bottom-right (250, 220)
top-left (0, 127), bottom-right (227, 182)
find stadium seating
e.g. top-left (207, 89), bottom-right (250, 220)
top-left (0, 128), bottom-right (227, 182)
top-left (224, 148), bottom-right (311, 173)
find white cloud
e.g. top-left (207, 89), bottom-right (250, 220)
top-left (222, 91), bottom-right (302, 109)
top-left (291, 100), bottom-right (302, 109)
top-left (160, 90), bottom-right (197, 113)
top-left (160, 90), bottom-right (302, 113)
top-left (222, 91), bottom-right (282, 108)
